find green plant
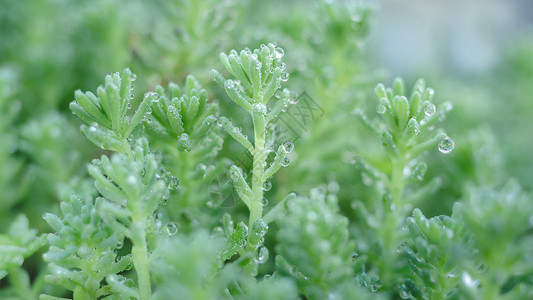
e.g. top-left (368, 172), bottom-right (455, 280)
top-left (1, 1), bottom-right (533, 299)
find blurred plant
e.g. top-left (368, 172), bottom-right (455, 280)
top-left (0, 68), bottom-right (25, 227)
top-left (145, 76), bottom-right (225, 229)
top-left (352, 78), bottom-right (453, 290)
top-left (455, 180), bottom-right (533, 299)
top-left (275, 188), bottom-right (360, 299)
top-left (131, 0), bottom-right (240, 84)
top-left (41, 195), bottom-right (131, 299)
top-left (0, 215), bottom-right (46, 299)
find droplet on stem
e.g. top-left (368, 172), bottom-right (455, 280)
top-left (282, 141), bottom-right (294, 153)
top-left (424, 103), bottom-right (436, 116)
top-left (165, 222), bottom-right (179, 236)
top-left (262, 181), bottom-right (272, 191)
top-left (254, 246), bottom-right (269, 263)
top-left (274, 47), bottom-right (284, 59)
top-left (438, 137), bottom-right (454, 154)
top-left (280, 156), bottom-right (290, 167)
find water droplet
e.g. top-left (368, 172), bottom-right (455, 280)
top-left (156, 167), bottom-right (166, 179)
top-left (413, 162), bottom-right (427, 181)
top-left (254, 246), bottom-right (269, 263)
top-left (438, 137), bottom-right (454, 154)
top-left (155, 219), bottom-right (162, 228)
top-left (206, 201), bottom-right (214, 208)
top-left (282, 141), bottom-right (294, 153)
top-left (461, 272), bottom-right (478, 288)
top-left (152, 97), bottom-right (159, 103)
top-left (127, 102), bottom-right (132, 109)
top-left (280, 72), bottom-right (290, 82)
top-left (280, 156), bottom-right (290, 167)
top-left (165, 222), bottom-right (178, 236)
top-left (89, 126), bottom-right (97, 132)
top-left (424, 103), bottom-right (436, 116)
top-left (127, 175), bottom-right (137, 185)
top-left (253, 103), bottom-right (267, 115)
top-left (274, 47), bottom-right (284, 59)
top-left (262, 181), bottom-right (272, 191)
top-left (261, 198), bottom-right (268, 206)
top-left (116, 240), bottom-right (123, 249)
top-left (160, 196), bottom-right (168, 205)
top-left (177, 133), bottom-right (191, 152)
top-left (224, 80), bottom-right (235, 89)
top-left (376, 104), bottom-right (386, 114)
top-left (146, 107), bottom-right (152, 115)
top-left (398, 285), bottom-right (412, 299)
top-left (168, 176), bottom-right (180, 190)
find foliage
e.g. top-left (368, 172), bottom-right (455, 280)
top-left (0, 0), bottom-right (532, 299)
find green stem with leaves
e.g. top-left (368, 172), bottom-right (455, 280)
top-left (131, 220), bottom-right (151, 299)
top-left (249, 111), bottom-right (266, 231)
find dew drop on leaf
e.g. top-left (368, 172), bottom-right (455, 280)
top-left (168, 176), bottom-right (180, 190)
top-left (398, 285), bottom-right (412, 299)
top-left (376, 104), bottom-right (386, 114)
top-left (424, 103), bottom-right (436, 116)
top-left (127, 175), bottom-right (137, 185)
top-left (438, 137), bottom-right (454, 154)
top-left (280, 156), bottom-right (290, 167)
top-left (282, 141), bottom-right (294, 153)
top-left (254, 246), bottom-right (269, 263)
top-left (262, 181), bottom-right (272, 191)
top-left (261, 198), bottom-right (268, 206)
top-left (165, 222), bottom-right (178, 236)
top-left (156, 167), bottom-right (166, 179)
top-left (274, 47), bottom-right (284, 59)
top-left (116, 240), bottom-right (123, 249)
top-left (461, 271), bottom-right (478, 288)
top-left (224, 80), bottom-right (235, 89)
top-left (281, 72), bottom-right (290, 82)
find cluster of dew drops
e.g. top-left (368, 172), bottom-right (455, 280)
top-left (375, 94), bottom-right (454, 155)
top-left (261, 140), bottom-right (294, 195)
top-left (152, 166), bottom-right (180, 237)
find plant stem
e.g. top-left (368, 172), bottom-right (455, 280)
top-left (379, 150), bottom-right (406, 286)
top-left (249, 115), bottom-right (265, 230)
top-left (131, 219), bottom-right (151, 299)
